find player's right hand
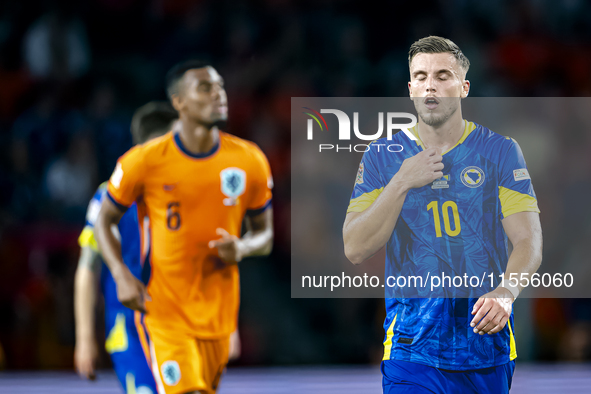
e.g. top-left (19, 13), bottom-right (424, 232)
top-left (115, 269), bottom-right (151, 314)
top-left (393, 148), bottom-right (444, 190)
top-left (74, 339), bottom-right (97, 380)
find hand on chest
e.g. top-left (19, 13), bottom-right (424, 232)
top-left (386, 150), bottom-right (498, 235)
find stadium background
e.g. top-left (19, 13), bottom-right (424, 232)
top-left (0, 0), bottom-right (590, 375)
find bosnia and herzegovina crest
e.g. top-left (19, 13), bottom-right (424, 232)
top-left (220, 167), bottom-right (246, 206)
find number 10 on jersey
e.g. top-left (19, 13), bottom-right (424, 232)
top-left (427, 200), bottom-right (461, 237)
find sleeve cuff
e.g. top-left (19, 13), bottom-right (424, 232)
top-left (246, 199), bottom-right (272, 217)
top-left (106, 191), bottom-right (130, 212)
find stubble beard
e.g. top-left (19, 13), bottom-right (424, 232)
top-left (416, 99), bottom-right (460, 128)
top-left (190, 112), bottom-right (228, 130)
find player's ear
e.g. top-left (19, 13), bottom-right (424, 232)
top-left (461, 80), bottom-right (470, 99)
top-left (171, 94), bottom-right (183, 112)
top-left (408, 81), bottom-right (413, 100)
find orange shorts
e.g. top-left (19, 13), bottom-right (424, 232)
top-left (137, 316), bottom-right (230, 394)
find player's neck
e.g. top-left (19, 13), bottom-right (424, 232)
top-left (417, 111), bottom-right (465, 154)
top-left (177, 119), bottom-right (219, 154)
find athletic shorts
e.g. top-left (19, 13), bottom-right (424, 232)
top-left (382, 359), bottom-right (515, 394)
top-left (104, 306), bottom-right (157, 394)
top-left (137, 316), bottom-right (231, 394)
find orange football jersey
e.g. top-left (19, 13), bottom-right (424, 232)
top-left (107, 131), bottom-right (272, 339)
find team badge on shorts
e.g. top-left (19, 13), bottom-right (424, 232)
top-left (220, 167), bottom-right (246, 206)
top-left (161, 360), bottom-right (181, 386)
top-left (460, 166), bottom-right (485, 188)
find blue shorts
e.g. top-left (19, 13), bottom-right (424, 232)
top-left (382, 359), bottom-right (515, 394)
top-left (105, 306), bottom-right (157, 394)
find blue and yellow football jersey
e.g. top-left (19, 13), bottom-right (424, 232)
top-left (348, 120), bottom-right (540, 370)
top-left (79, 183), bottom-right (149, 308)
top-left (79, 183), bottom-right (156, 393)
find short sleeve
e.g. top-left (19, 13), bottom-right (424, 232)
top-left (498, 138), bottom-right (540, 219)
top-left (347, 147), bottom-right (385, 213)
top-left (106, 146), bottom-right (146, 211)
top-left (245, 145), bottom-right (273, 216)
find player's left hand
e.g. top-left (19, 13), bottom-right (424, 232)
top-left (470, 287), bottom-right (514, 335)
top-left (208, 228), bottom-right (246, 264)
top-left (229, 329), bottom-right (241, 361)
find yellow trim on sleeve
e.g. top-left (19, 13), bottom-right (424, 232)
top-left (347, 188), bottom-right (384, 213)
top-left (78, 226), bottom-right (99, 251)
top-left (105, 313), bottom-right (128, 354)
top-left (499, 186), bottom-right (540, 218)
top-left (508, 320), bottom-right (517, 360)
top-left (382, 314), bottom-right (397, 361)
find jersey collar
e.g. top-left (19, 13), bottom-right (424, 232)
top-left (173, 132), bottom-right (220, 159)
top-left (410, 119), bottom-right (476, 155)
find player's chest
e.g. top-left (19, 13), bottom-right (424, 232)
top-left (384, 150), bottom-right (499, 209)
top-left (144, 159), bottom-right (250, 208)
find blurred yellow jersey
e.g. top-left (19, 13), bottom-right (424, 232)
top-left (107, 131), bottom-right (272, 339)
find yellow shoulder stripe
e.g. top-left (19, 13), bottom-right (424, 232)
top-left (382, 314), bottom-right (397, 360)
top-left (78, 227), bottom-right (99, 251)
top-left (499, 186), bottom-right (540, 218)
top-left (347, 188), bottom-right (384, 213)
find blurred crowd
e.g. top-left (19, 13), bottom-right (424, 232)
top-left (0, 0), bottom-right (590, 369)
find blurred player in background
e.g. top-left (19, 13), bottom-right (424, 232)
top-left (343, 36), bottom-right (543, 393)
top-left (74, 101), bottom-right (178, 393)
top-left (95, 60), bottom-right (273, 394)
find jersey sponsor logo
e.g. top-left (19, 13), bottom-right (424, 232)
top-left (163, 183), bottom-right (177, 191)
top-left (161, 360), bottom-right (181, 386)
top-left (431, 174), bottom-right (450, 189)
top-left (460, 166), bottom-right (485, 188)
top-left (355, 162), bottom-right (364, 185)
top-left (110, 163), bottom-right (124, 189)
top-left (513, 168), bottom-right (530, 181)
top-left (221, 167), bottom-right (246, 206)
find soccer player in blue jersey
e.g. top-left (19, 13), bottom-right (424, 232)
top-left (74, 102), bottom-right (178, 392)
top-left (343, 36), bottom-right (543, 393)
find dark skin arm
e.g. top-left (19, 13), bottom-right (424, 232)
top-left (209, 208), bottom-right (274, 263)
top-left (95, 197), bottom-right (150, 313)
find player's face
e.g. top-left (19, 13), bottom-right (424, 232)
top-left (408, 53), bottom-right (470, 127)
top-left (177, 67), bottom-right (228, 127)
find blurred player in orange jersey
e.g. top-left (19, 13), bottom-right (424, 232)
top-left (95, 60), bottom-right (273, 394)
top-left (74, 102), bottom-right (177, 393)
